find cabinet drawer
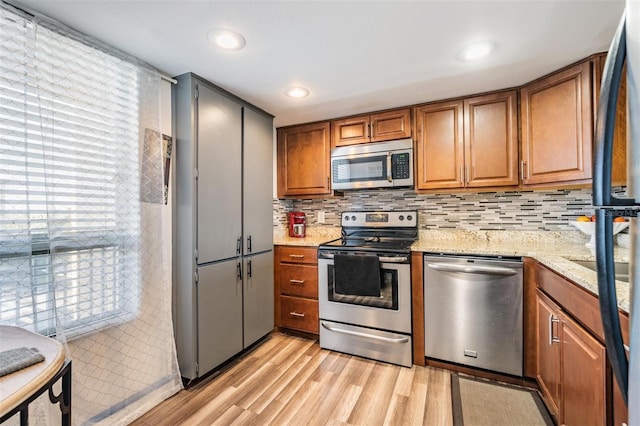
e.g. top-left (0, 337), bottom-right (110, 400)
top-left (536, 264), bottom-right (604, 341)
top-left (280, 264), bottom-right (318, 298)
top-left (277, 246), bottom-right (317, 265)
top-left (280, 296), bottom-right (319, 334)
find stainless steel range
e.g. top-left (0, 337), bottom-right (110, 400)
top-left (318, 211), bottom-right (417, 367)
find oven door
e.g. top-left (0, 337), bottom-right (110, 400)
top-left (318, 255), bottom-right (411, 333)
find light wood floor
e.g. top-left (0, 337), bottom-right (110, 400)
top-left (132, 333), bottom-right (454, 426)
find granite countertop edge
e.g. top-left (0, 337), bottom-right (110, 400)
top-left (273, 228), bottom-right (631, 314)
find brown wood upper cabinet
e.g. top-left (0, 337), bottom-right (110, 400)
top-left (520, 61), bottom-right (593, 186)
top-left (593, 53), bottom-right (627, 186)
top-left (277, 122), bottom-right (331, 198)
top-left (414, 91), bottom-right (518, 190)
top-left (331, 108), bottom-right (411, 147)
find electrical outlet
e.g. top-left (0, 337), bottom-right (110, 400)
top-left (317, 211), bottom-right (326, 224)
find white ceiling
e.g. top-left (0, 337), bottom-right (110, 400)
top-left (12, 0), bottom-right (626, 127)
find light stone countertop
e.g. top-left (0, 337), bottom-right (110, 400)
top-left (273, 227), bottom-right (341, 247)
top-left (412, 230), bottom-right (631, 314)
top-left (273, 227), bottom-right (631, 313)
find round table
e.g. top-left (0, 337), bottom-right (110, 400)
top-left (0, 326), bottom-right (71, 425)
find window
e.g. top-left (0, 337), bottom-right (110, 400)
top-left (0, 6), bottom-right (141, 337)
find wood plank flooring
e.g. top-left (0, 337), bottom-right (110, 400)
top-left (131, 333), bottom-right (453, 426)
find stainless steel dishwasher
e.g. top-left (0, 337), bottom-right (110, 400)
top-left (424, 254), bottom-right (523, 376)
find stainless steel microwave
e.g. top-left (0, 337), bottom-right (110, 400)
top-left (330, 138), bottom-right (414, 190)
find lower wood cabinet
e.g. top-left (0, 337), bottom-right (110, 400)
top-left (274, 245), bottom-right (319, 334)
top-left (536, 277), bottom-right (607, 425)
top-left (279, 295), bottom-right (319, 333)
top-left (536, 291), bottom-right (562, 416)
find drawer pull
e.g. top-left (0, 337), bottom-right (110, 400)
top-left (289, 254), bottom-right (305, 259)
top-left (548, 314), bottom-right (560, 345)
top-left (289, 311), bottom-right (305, 318)
top-left (289, 279), bottom-right (305, 285)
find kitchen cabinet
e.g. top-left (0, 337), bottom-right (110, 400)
top-left (243, 252), bottom-right (275, 346)
top-left (173, 73), bottom-right (274, 380)
top-left (464, 91), bottom-right (519, 187)
top-left (593, 53), bottom-right (628, 187)
top-left (536, 292), bottom-right (561, 416)
top-left (196, 253), bottom-right (274, 376)
top-left (274, 245), bottom-right (319, 335)
top-left (536, 290), bottom-right (606, 425)
top-left (414, 90), bottom-right (518, 190)
top-left (331, 108), bottom-right (411, 147)
top-left (533, 260), bottom-right (613, 425)
top-left (414, 100), bottom-right (463, 190)
top-left (520, 61), bottom-right (593, 186)
top-left (197, 260), bottom-right (243, 375)
top-left (277, 122), bottom-right (331, 198)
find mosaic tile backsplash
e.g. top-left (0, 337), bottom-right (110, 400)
top-left (273, 188), bottom-right (628, 232)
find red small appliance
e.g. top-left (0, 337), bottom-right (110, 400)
top-left (288, 211), bottom-right (306, 238)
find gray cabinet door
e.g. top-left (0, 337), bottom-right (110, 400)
top-left (196, 84), bottom-right (242, 264)
top-left (243, 108), bottom-right (274, 255)
top-left (243, 251), bottom-right (274, 348)
top-left (197, 260), bottom-right (243, 376)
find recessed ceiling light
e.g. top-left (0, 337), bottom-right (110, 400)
top-left (458, 41), bottom-right (495, 61)
top-left (285, 87), bottom-right (310, 98)
top-left (208, 29), bottom-right (246, 51)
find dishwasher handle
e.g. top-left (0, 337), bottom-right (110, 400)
top-left (427, 262), bottom-right (519, 276)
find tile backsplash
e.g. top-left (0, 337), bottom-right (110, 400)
top-left (273, 188), bottom-right (624, 232)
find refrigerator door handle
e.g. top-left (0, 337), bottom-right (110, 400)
top-left (594, 10), bottom-right (636, 209)
top-left (595, 210), bottom-right (629, 404)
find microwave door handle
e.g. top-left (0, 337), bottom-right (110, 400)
top-left (387, 153), bottom-right (392, 182)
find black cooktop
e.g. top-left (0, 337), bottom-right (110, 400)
top-left (320, 237), bottom-right (414, 250)
top-left (318, 232), bottom-right (417, 254)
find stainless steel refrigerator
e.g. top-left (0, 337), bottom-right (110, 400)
top-left (593, 0), bottom-right (639, 423)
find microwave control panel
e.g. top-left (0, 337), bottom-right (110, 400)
top-left (392, 153), bottom-right (410, 179)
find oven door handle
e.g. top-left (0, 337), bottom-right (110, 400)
top-left (321, 322), bottom-right (410, 344)
top-left (319, 253), bottom-right (408, 263)
top-left (427, 262), bottom-right (519, 276)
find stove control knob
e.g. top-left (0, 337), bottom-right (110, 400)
top-left (399, 215), bottom-right (405, 221)
top-left (344, 216), bottom-right (349, 221)
top-left (351, 215), bottom-right (356, 221)
top-left (407, 215), bottom-right (413, 221)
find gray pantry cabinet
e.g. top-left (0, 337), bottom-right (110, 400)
top-left (173, 73), bottom-right (274, 381)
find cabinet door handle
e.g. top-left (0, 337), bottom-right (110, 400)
top-left (289, 311), bottom-right (305, 318)
top-left (289, 254), bottom-right (304, 259)
top-left (247, 260), bottom-right (252, 278)
top-left (247, 235), bottom-right (252, 253)
top-left (521, 160), bottom-right (527, 181)
top-left (289, 279), bottom-right (305, 285)
top-left (548, 314), bottom-right (560, 345)
top-left (236, 262), bottom-right (242, 280)
top-left (236, 237), bottom-right (242, 255)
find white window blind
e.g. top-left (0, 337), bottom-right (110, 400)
top-left (0, 5), bottom-right (141, 337)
